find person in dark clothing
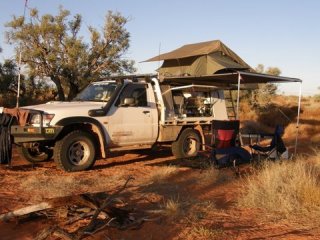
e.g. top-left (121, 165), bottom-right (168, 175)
top-left (0, 113), bottom-right (13, 164)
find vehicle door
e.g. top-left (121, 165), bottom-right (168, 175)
top-left (105, 83), bottom-right (158, 146)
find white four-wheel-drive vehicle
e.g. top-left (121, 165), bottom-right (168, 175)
top-left (10, 74), bottom-right (230, 171)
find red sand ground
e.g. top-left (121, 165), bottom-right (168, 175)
top-left (1, 145), bottom-right (319, 240)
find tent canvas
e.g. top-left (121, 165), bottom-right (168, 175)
top-left (145, 40), bottom-right (253, 78)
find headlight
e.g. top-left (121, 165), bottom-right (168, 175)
top-left (29, 113), bottom-right (55, 127)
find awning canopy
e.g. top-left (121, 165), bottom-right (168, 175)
top-left (161, 71), bottom-right (302, 87)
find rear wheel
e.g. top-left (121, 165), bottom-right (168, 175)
top-left (54, 130), bottom-right (96, 172)
top-left (171, 128), bottom-right (200, 159)
top-left (18, 145), bottom-right (53, 163)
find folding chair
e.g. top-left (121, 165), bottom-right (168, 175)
top-left (250, 125), bottom-right (288, 161)
top-left (211, 120), bottom-right (251, 168)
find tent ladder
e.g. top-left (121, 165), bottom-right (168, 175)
top-left (224, 90), bottom-right (236, 120)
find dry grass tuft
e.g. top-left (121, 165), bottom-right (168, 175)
top-left (238, 157), bottom-right (320, 218)
top-left (309, 148), bottom-right (320, 169)
top-left (186, 226), bottom-right (224, 240)
top-left (197, 167), bottom-right (230, 185)
top-left (149, 165), bottom-right (178, 184)
top-left (162, 197), bottom-right (182, 217)
top-left (185, 199), bottom-right (216, 223)
top-left (198, 167), bottom-right (219, 183)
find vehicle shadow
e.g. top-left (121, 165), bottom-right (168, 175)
top-left (93, 147), bottom-right (174, 170)
top-left (146, 155), bottom-right (213, 170)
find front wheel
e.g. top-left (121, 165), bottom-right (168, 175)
top-left (171, 128), bottom-right (200, 159)
top-left (18, 145), bottom-right (53, 163)
top-left (54, 130), bottom-right (96, 172)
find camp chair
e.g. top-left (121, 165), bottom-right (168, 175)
top-left (211, 120), bottom-right (251, 168)
top-left (250, 125), bottom-right (288, 161)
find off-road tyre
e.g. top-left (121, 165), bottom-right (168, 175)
top-left (18, 146), bottom-right (53, 163)
top-left (54, 130), bottom-right (96, 172)
top-left (171, 128), bottom-right (200, 159)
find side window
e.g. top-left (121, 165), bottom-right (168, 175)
top-left (116, 84), bottom-right (148, 107)
top-left (131, 88), bottom-right (147, 106)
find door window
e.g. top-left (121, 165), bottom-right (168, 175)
top-left (117, 84), bottom-right (148, 107)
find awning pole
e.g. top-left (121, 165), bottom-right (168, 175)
top-left (236, 73), bottom-right (241, 119)
top-left (294, 82), bottom-right (302, 156)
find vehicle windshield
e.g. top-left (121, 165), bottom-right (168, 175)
top-left (73, 82), bottom-right (119, 102)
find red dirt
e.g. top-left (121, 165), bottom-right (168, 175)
top-left (0, 146), bottom-right (319, 240)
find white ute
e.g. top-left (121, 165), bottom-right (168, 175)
top-left (11, 75), bottom-right (229, 171)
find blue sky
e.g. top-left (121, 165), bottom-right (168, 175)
top-left (1, 0), bottom-right (319, 95)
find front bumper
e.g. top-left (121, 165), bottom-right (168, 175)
top-left (11, 125), bottom-right (63, 143)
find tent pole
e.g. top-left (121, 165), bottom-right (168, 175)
top-left (294, 82), bottom-right (302, 156)
top-left (236, 73), bottom-right (241, 119)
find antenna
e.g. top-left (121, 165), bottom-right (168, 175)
top-left (158, 42), bottom-right (161, 69)
top-left (16, 0), bottom-right (29, 108)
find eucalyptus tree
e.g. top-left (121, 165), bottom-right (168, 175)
top-left (6, 8), bottom-right (135, 100)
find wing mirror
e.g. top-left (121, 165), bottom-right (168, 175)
top-left (88, 109), bottom-right (106, 117)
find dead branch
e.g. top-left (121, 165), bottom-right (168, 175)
top-left (77, 194), bottom-right (100, 210)
top-left (52, 228), bottom-right (77, 240)
top-left (85, 217), bottom-right (116, 236)
top-left (65, 210), bottom-right (95, 225)
top-left (34, 226), bottom-right (56, 240)
top-left (3, 177), bottom-right (142, 239)
top-left (83, 176), bottom-right (134, 233)
top-left (35, 226), bottom-right (76, 240)
top-left (0, 193), bottom-right (104, 222)
top-left (0, 202), bottom-right (52, 222)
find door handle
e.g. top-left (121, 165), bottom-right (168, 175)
top-left (143, 110), bottom-right (150, 114)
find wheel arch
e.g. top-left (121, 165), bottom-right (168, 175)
top-left (176, 125), bottom-right (204, 146)
top-left (193, 125), bottom-right (205, 150)
top-left (55, 117), bottom-right (108, 158)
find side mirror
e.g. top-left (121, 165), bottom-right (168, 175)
top-left (88, 109), bottom-right (106, 117)
top-left (121, 97), bottom-right (135, 106)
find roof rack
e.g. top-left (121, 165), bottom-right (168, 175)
top-left (106, 73), bottom-right (157, 82)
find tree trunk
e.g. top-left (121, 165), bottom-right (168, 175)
top-left (67, 81), bottom-right (79, 101)
top-left (50, 76), bottom-right (65, 101)
top-left (56, 85), bottom-right (65, 101)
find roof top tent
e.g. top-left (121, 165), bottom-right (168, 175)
top-left (145, 40), bottom-right (254, 77)
top-left (145, 40), bottom-right (302, 156)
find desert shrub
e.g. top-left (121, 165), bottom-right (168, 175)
top-left (238, 158), bottom-right (320, 217)
top-left (239, 100), bottom-right (257, 121)
top-left (314, 94), bottom-right (320, 103)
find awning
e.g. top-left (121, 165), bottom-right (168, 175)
top-left (161, 71), bottom-right (302, 86)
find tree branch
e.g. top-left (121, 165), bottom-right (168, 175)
top-left (83, 176), bottom-right (134, 233)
